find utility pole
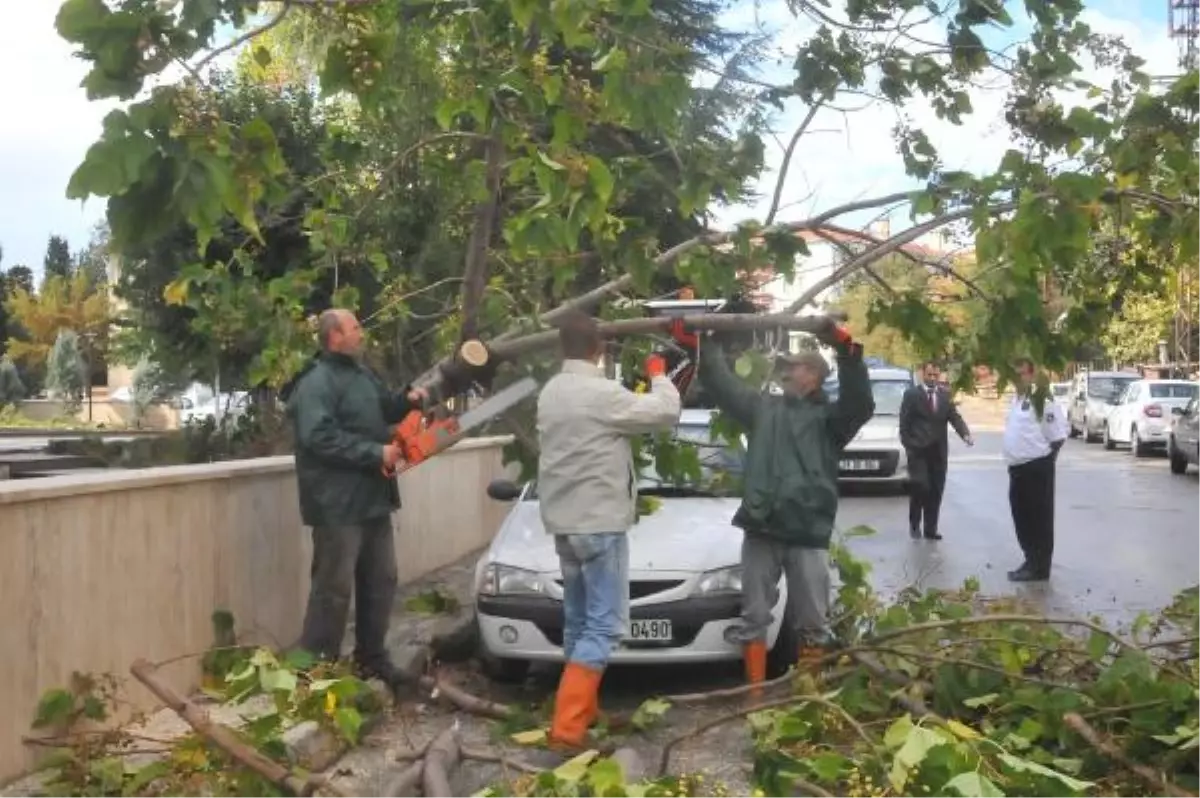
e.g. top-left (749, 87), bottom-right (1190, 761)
top-left (1169, 0), bottom-right (1198, 376)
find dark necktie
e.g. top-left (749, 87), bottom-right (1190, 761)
top-left (927, 387), bottom-right (936, 412)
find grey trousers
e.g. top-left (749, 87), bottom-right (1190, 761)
top-left (732, 533), bottom-right (831, 646)
top-left (298, 516), bottom-right (398, 666)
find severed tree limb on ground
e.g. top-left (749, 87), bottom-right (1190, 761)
top-left (418, 674), bottom-right (514, 720)
top-left (1063, 712), bottom-right (1197, 798)
top-left (421, 725), bottom-right (462, 798)
top-left (129, 658), bottom-right (345, 797)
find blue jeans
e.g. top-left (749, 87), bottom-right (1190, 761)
top-left (555, 533), bottom-right (629, 670)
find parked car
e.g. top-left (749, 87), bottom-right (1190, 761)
top-left (473, 408), bottom-right (793, 681)
top-left (1051, 382), bottom-right (1070, 401)
top-left (822, 365), bottom-right (917, 491)
top-left (1067, 370), bottom-right (1139, 442)
top-left (1168, 397), bottom-right (1200, 474)
top-left (1102, 379), bottom-right (1200, 456)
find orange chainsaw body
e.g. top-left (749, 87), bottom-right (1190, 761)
top-left (383, 410), bottom-right (462, 476)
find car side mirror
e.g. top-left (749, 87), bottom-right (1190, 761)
top-left (486, 479), bottom-right (522, 502)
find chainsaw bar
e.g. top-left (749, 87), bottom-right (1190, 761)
top-left (454, 376), bottom-right (539, 432)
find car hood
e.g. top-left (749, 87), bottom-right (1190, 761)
top-left (849, 416), bottom-right (899, 444)
top-left (487, 497), bottom-right (744, 574)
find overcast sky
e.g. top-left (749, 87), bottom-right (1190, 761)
top-left (0, 0), bottom-right (1178, 278)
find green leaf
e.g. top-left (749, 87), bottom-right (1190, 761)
top-left (82, 695), bottom-right (108, 721)
top-left (807, 752), bottom-right (849, 782)
top-left (1086, 630), bottom-right (1109, 661)
top-left (998, 752), bottom-right (1093, 791)
top-left (841, 525), bottom-right (876, 538)
top-left (585, 156), bottom-right (614, 205)
top-left (435, 98), bottom-right (459, 131)
top-left (963, 693), bottom-right (1000, 709)
top-left (510, 728), bottom-right (546, 745)
top-left (333, 706), bottom-right (363, 744)
top-left (883, 714), bottom-right (914, 749)
top-left (33, 689), bottom-right (75, 728)
top-left (553, 750), bottom-right (599, 782)
top-left (122, 760), bottom-right (171, 797)
top-left (259, 667), bottom-right (298, 694)
top-left (734, 352), bottom-right (755, 378)
top-left (537, 151), bottom-right (566, 171)
top-left (283, 648), bottom-right (316, 671)
top-left (253, 46), bottom-right (272, 68)
top-left (631, 697), bottom-right (671, 730)
top-left (586, 758), bottom-right (625, 793)
top-left (943, 772), bottom-right (1004, 797)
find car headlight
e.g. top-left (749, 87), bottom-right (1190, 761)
top-left (692, 565), bottom-right (742, 596)
top-left (477, 564), bottom-right (546, 597)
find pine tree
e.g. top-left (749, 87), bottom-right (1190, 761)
top-left (45, 329), bottom-right (86, 412)
top-left (43, 235), bottom-right (74, 285)
top-left (0, 356), bottom-right (24, 407)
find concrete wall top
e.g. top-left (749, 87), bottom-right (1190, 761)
top-left (0, 435), bottom-right (514, 506)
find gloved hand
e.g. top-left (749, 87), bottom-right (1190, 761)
top-left (668, 318), bottom-right (699, 350)
top-left (645, 354), bottom-right (668, 378)
top-left (816, 321), bottom-right (853, 349)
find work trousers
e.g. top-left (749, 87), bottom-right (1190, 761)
top-left (555, 532), bottom-right (630, 670)
top-left (907, 445), bottom-right (948, 536)
top-left (732, 533), bottom-right (830, 646)
top-left (299, 516), bottom-right (398, 666)
top-left (1008, 453), bottom-right (1057, 573)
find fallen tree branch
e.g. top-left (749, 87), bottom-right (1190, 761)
top-left (656, 693), bottom-right (873, 777)
top-left (382, 760), bottom-right (425, 797)
top-left (418, 674), bottom-right (513, 720)
top-left (862, 645), bottom-right (1087, 691)
top-left (421, 725), bottom-right (462, 797)
top-left (860, 613), bottom-right (1138, 653)
top-left (129, 658), bottom-right (344, 797)
top-left (1063, 712), bottom-right (1196, 798)
top-left (460, 746), bottom-right (544, 774)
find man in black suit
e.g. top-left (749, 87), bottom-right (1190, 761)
top-left (899, 361), bottom-right (974, 540)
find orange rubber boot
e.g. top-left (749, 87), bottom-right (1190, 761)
top-left (549, 662), bottom-right (603, 749)
top-left (743, 640), bottom-right (767, 701)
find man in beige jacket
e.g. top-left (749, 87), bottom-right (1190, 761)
top-left (537, 310), bottom-right (681, 750)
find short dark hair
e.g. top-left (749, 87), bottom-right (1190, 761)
top-left (920, 360), bottom-right (939, 370)
top-left (556, 309), bottom-right (602, 360)
top-left (1013, 357), bottom-right (1035, 371)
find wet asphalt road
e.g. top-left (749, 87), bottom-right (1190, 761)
top-left (502, 430), bottom-right (1200, 704)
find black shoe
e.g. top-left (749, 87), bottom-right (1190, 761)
top-left (353, 658), bottom-right (417, 699)
top-left (923, 531), bottom-right (943, 541)
top-left (1007, 564), bottom-right (1049, 582)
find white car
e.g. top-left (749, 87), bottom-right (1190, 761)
top-left (473, 409), bottom-right (792, 681)
top-left (823, 365), bottom-right (916, 490)
top-left (1103, 379), bottom-right (1200, 456)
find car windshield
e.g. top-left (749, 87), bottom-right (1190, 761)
top-left (524, 422), bottom-right (745, 500)
top-left (1088, 376), bottom-right (1135, 399)
top-left (1149, 383), bottom-right (1199, 399)
top-left (1052, 384), bottom-right (1069, 397)
top-left (823, 378), bottom-right (912, 415)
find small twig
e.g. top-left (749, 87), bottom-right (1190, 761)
top-left (21, 736), bottom-right (174, 756)
top-left (23, 730), bottom-right (176, 747)
top-left (1141, 636), bottom-right (1199, 651)
top-left (656, 694), bottom-right (873, 777)
top-left (1080, 699), bottom-right (1170, 719)
top-left (460, 746), bottom-right (543, 774)
top-left (862, 645), bottom-right (1087, 692)
top-left (862, 614), bottom-right (1138, 653)
top-left (194, 4), bottom-right (290, 73)
top-left (418, 674), bottom-right (513, 720)
top-left (1063, 712), bottom-right (1196, 798)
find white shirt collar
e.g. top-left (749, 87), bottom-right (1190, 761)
top-left (561, 359), bottom-right (605, 378)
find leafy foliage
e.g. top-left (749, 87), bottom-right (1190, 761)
top-left (4, 272), bottom-right (109, 372)
top-left (30, 615), bottom-right (382, 797)
top-left (0, 356), bottom-right (25, 406)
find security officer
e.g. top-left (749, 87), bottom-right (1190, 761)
top-left (1003, 357), bottom-right (1070, 582)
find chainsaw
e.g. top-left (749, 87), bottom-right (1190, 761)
top-left (383, 376), bottom-right (539, 477)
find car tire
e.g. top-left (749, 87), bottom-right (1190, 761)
top-left (477, 649), bottom-right (531, 683)
top-left (1084, 418), bottom-right (1099, 443)
top-left (1103, 423), bottom-right (1115, 450)
top-left (1131, 426), bottom-right (1148, 458)
top-left (1169, 437), bottom-right (1188, 474)
top-left (1069, 421), bottom-right (1080, 439)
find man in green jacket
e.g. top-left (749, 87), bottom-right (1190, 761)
top-left (677, 321), bottom-right (874, 693)
top-left (282, 309), bottom-right (426, 689)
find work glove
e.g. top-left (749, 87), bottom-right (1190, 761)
top-left (668, 318), bottom-right (700, 350)
top-left (815, 321), bottom-right (853, 349)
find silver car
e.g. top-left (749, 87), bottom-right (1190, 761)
top-left (1067, 371), bottom-right (1138, 443)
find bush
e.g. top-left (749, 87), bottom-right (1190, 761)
top-left (45, 329), bottom-right (86, 413)
top-left (0, 357), bottom-right (25, 406)
top-left (130, 356), bottom-right (162, 428)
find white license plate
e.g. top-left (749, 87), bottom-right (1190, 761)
top-left (840, 459), bottom-right (881, 471)
top-left (627, 619), bottom-right (672, 641)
